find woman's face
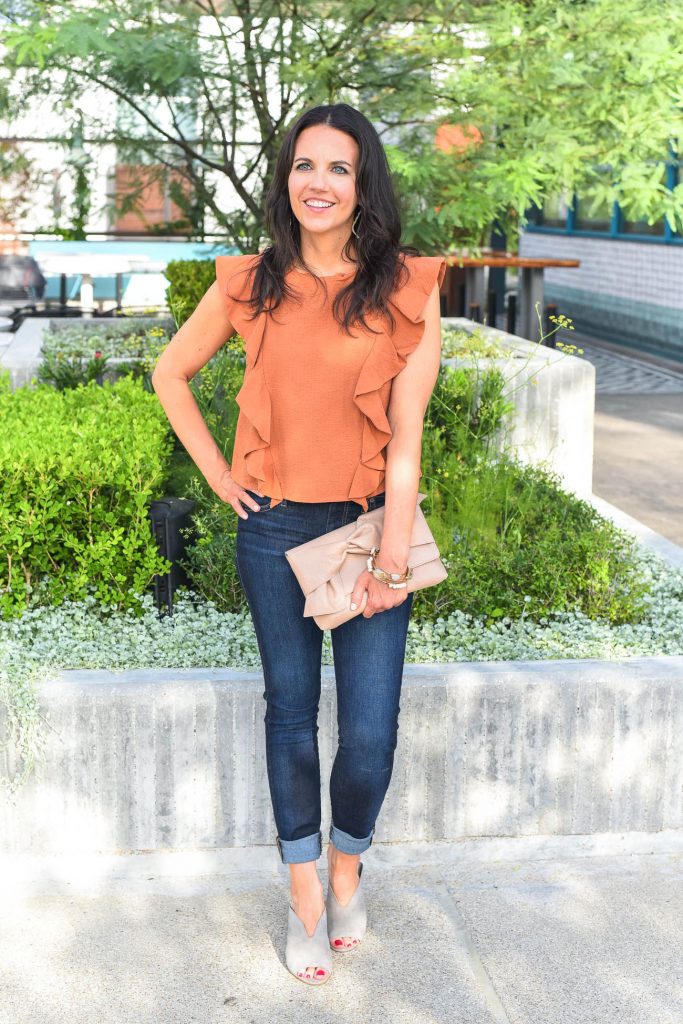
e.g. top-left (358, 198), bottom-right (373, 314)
top-left (288, 124), bottom-right (359, 242)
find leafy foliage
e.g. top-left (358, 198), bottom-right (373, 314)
top-left (164, 258), bottom-right (223, 328)
top-left (0, 376), bottom-right (174, 618)
top-left (2, 0), bottom-right (682, 248)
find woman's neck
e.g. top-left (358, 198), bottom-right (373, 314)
top-left (294, 241), bottom-right (358, 277)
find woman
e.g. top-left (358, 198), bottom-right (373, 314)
top-left (152, 102), bottom-right (445, 986)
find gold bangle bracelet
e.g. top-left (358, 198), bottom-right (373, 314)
top-left (367, 547), bottom-right (412, 584)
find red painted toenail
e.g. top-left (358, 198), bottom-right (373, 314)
top-left (334, 939), bottom-right (343, 946)
top-left (316, 969), bottom-right (326, 976)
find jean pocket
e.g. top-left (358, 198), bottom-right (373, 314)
top-left (243, 489), bottom-right (273, 512)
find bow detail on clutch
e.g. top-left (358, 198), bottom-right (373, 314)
top-left (284, 493), bottom-right (448, 630)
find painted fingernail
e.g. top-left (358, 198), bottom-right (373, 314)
top-left (350, 602), bottom-right (357, 610)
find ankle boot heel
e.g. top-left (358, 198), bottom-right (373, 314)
top-left (326, 860), bottom-right (367, 951)
top-left (285, 904), bottom-right (333, 984)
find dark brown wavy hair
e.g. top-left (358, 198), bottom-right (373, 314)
top-left (228, 102), bottom-right (420, 337)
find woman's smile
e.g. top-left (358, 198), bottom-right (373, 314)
top-left (303, 198), bottom-right (336, 212)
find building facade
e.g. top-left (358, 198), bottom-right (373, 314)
top-left (519, 169), bottom-right (683, 364)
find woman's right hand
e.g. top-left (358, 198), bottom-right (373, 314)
top-left (209, 467), bottom-right (262, 519)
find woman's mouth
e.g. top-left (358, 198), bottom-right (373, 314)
top-left (303, 199), bottom-right (335, 212)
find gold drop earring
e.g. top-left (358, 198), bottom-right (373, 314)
top-left (351, 207), bottom-right (362, 238)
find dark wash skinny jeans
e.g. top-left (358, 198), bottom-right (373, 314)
top-left (235, 488), bottom-right (413, 865)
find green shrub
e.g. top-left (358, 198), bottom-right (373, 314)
top-left (441, 323), bottom-right (509, 359)
top-left (173, 354), bottom-right (650, 628)
top-left (36, 350), bottom-right (110, 390)
top-left (415, 450), bottom-right (650, 626)
top-left (164, 257), bottom-right (228, 328)
top-left (413, 361), bottom-right (650, 626)
top-left (163, 344), bottom-right (247, 611)
top-left (425, 362), bottom-right (514, 464)
top-left (0, 376), bottom-right (174, 619)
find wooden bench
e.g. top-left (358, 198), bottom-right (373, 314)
top-left (442, 250), bottom-right (581, 341)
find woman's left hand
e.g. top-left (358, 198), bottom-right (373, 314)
top-left (350, 568), bottom-right (409, 618)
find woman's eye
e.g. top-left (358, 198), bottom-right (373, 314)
top-left (295, 163), bottom-right (347, 173)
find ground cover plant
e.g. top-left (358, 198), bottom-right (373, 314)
top-left (37, 318), bottom-right (174, 389)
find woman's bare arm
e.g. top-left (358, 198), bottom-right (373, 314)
top-left (150, 280), bottom-right (261, 516)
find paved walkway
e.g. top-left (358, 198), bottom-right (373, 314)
top-left (1, 832), bottom-right (682, 1024)
top-left (568, 334), bottom-right (683, 395)
top-left (547, 328), bottom-right (683, 547)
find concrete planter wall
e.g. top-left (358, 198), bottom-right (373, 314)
top-left (1, 655), bottom-right (682, 855)
top-left (441, 318), bottom-right (595, 499)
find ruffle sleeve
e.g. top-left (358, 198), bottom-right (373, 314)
top-left (386, 254), bottom-right (447, 357)
top-left (347, 254), bottom-right (447, 510)
top-left (215, 254), bottom-right (284, 506)
top-left (215, 254), bottom-right (261, 344)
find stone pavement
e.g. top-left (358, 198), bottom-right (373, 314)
top-left (554, 330), bottom-right (683, 395)
top-left (1, 832), bottom-right (682, 1024)
top-left (591, 393), bottom-right (683, 545)
top-left (548, 329), bottom-right (683, 546)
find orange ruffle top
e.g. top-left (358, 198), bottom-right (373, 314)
top-left (215, 252), bottom-right (446, 512)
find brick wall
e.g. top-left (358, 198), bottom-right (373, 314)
top-left (518, 232), bottom-right (683, 362)
top-left (111, 164), bottom-right (193, 234)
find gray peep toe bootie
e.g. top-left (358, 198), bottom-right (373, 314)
top-left (326, 860), bottom-right (367, 951)
top-left (285, 903), bottom-right (333, 985)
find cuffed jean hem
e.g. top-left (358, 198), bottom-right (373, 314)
top-left (276, 830), bottom-right (322, 864)
top-left (328, 821), bottom-right (376, 855)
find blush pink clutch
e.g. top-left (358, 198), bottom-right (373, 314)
top-left (284, 492), bottom-right (448, 629)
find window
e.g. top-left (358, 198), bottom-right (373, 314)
top-left (617, 163), bottom-right (668, 236)
top-left (574, 170), bottom-right (615, 232)
top-left (524, 159), bottom-right (681, 242)
top-left (539, 192), bottom-right (570, 229)
top-left (525, 191), bottom-right (570, 228)
top-left (619, 212), bottom-right (666, 236)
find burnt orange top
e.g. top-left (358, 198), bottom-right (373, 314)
top-left (215, 252), bottom-right (446, 512)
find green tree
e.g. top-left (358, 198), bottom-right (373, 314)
top-left (1, 0), bottom-right (682, 252)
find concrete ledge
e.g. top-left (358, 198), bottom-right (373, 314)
top-left (2, 655), bottom-right (682, 854)
top-left (442, 317), bottom-right (595, 499)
